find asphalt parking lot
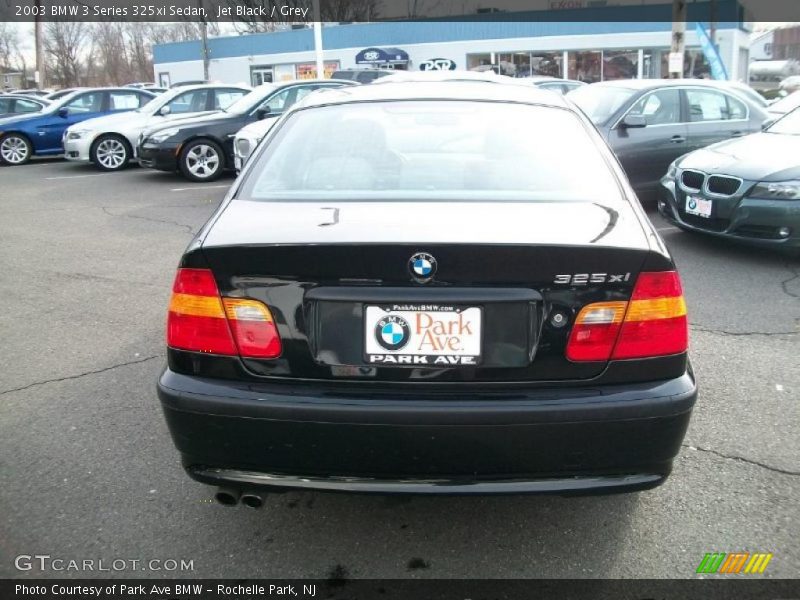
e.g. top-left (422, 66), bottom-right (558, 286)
top-left (0, 159), bottom-right (798, 580)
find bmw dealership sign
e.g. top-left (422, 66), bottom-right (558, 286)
top-left (419, 58), bottom-right (457, 71)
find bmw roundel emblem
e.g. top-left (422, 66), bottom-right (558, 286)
top-left (375, 314), bottom-right (410, 351)
top-left (409, 252), bottom-right (437, 282)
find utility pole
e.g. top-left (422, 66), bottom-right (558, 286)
top-left (312, 0), bottom-right (324, 78)
top-left (34, 0), bottom-right (45, 89)
top-left (709, 0), bottom-right (717, 46)
top-left (199, 0), bottom-right (210, 80)
top-left (669, 0), bottom-right (687, 78)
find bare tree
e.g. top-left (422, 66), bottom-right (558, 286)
top-left (44, 21), bottom-right (87, 87)
top-left (0, 22), bottom-right (21, 70)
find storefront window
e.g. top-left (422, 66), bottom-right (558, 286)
top-left (530, 53), bottom-right (563, 78)
top-left (467, 53), bottom-right (493, 72)
top-left (568, 51), bottom-right (602, 83)
top-left (468, 52), bottom-right (564, 78)
top-left (603, 50), bottom-right (639, 80)
top-left (296, 61), bottom-right (341, 80)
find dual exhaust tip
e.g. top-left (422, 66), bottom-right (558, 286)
top-left (214, 487), bottom-right (265, 508)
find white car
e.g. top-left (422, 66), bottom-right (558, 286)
top-left (780, 75), bottom-right (800, 93)
top-left (232, 82), bottom-right (353, 171)
top-left (63, 84), bottom-right (250, 171)
top-left (233, 117), bottom-right (281, 171)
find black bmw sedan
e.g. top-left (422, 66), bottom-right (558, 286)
top-left (157, 81), bottom-right (696, 504)
top-left (137, 79), bottom-right (356, 182)
top-left (659, 107), bottom-right (800, 253)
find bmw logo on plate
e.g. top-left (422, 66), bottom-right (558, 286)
top-left (375, 314), bottom-right (411, 351)
top-left (409, 252), bottom-right (437, 282)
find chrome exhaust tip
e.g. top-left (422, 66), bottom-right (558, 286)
top-left (240, 492), bottom-right (265, 509)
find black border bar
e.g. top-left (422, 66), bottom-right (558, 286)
top-left (3, 579), bottom-right (800, 600)
top-left (2, 0), bottom-right (800, 23)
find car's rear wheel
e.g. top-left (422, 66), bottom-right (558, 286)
top-left (180, 139), bottom-right (224, 182)
top-left (0, 133), bottom-right (32, 165)
top-left (91, 134), bottom-right (130, 171)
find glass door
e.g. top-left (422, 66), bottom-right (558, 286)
top-left (250, 67), bottom-right (274, 87)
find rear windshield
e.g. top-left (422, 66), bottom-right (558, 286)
top-left (239, 100), bottom-right (622, 203)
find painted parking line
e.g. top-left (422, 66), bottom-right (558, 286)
top-left (169, 185), bottom-right (231, 192)
top-left (45, 174), bottom-right (107, 181)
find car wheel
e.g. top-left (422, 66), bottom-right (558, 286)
top-left (180, 139), bottom-right (224, 182)
top-left (0, 133), bottom-right (32, 165)
top-left (91, 134), bottom-right (130, 171)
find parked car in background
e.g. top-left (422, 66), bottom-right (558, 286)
top-left (9, 89), bottom-right (49, 98)
top-left (765, 90), bottom-right (800, 122)
top-left (568, 79), bottom-right (768, 195)
top-left (704, 80), bottom-right (769, 108)
top-left (63, 84), bottom-right (249, 171)
top-left (0, 95), bottom-right (50, 118)
top-left (331, 69), bottom-right (393, 83)
top-left (526, 75), bottom-right (586, 94)
top-left (233, 118), bottom-right (280, 172)
top-left (659, 107), bottom-right (800, 254)
top-left (158, 81), bottom-right (695, 501)
top-left (0, 88), bottom-right (156, 165)
top-left (138, 79), bottom-right (356, 182)
top-left (170, 80), bottom-right (210, 88)
top-left (780, 75), bottom-right (800, 93)
top-left (45, 88), bottom-right (86, 101)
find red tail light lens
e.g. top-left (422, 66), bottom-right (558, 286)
top-left (566, 302), bottom-right (627, 361)
top-left (223, 298), bottom-right (282, 358)
top-left (566, 271), bottom-right (688, 362)
top-left (612, 271), bottom-right (687, 360)
top-left (167, 268), bottom-right (282, 359)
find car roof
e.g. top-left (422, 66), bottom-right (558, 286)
top-left (269, 78), bottom-right (356, 89)
top-left (169, 83), bottom-right (250, 91)
top-left (2, 94), bottom-right (50, 102)
top-left (297, 80), bottom-right (570, 109)
top-left (588, 78), bottom-right (756, 91)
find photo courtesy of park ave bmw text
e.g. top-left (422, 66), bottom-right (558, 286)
top-left (0, 0), bottom-right (798, 597)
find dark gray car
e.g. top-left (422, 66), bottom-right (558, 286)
top-left (568, 79), bottom-right (769, 194)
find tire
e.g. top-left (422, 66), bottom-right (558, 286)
top-left (91, 134), bottom-right (131, 171)
top-left (0, 133), bottom-right (32, 165)
top-left (179, 139), bottom-right (224, 182)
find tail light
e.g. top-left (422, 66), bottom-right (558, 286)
top-left (167, 268), bottom-right (282, 359)
top-left (566, 271), bottom-right (687, 362)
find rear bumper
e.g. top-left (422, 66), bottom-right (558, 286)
top-left (157, 368), bottom-right (697, 495)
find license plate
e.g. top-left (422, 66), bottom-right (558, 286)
top-left (364, 305), bottom-right (482, 366)
top-left (685, 195), bottom-right (712, 218)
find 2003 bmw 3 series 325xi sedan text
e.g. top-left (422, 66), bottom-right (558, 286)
top-left (156, 82), bottom-right (697, 503)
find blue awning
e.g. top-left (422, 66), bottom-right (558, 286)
top-left (355, 47), bottom-right (409, 65)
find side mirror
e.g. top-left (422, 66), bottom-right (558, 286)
top-left (159, 105), bottom-right (171, 116)
top-left (620, 114), bottom-right (647, 129)
top-left (256, 107), bottom-right (271, 120)
top-left (57, 107), bottom-right (69, 118)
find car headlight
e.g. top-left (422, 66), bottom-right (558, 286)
top-left (235, 137), bottom-right (252, 158)
top-left (66, 129), bottom-right (90, 140)
top-left (749, 180), bottom-right (800, 200)
top-left (665, 160), bottom-right (678, 179)
top-left (147, 128), bottom-right (180, 144)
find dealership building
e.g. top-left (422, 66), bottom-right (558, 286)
top-left (152, 1), bottom-right (752, 88)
